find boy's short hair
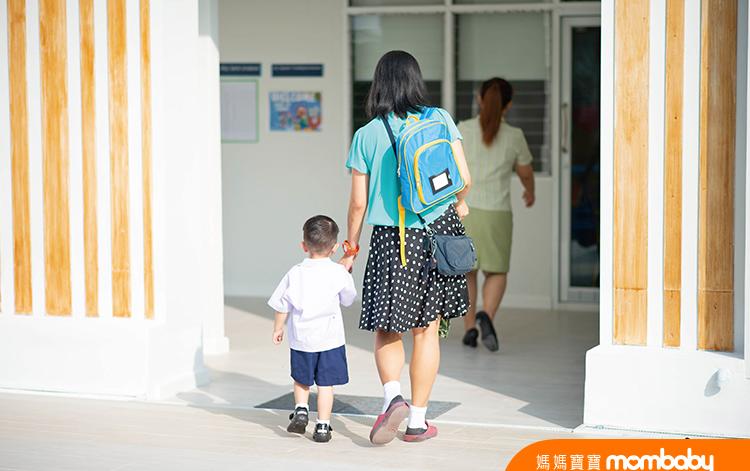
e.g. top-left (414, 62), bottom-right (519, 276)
top-left (303, 215), bottom-right (339, 254)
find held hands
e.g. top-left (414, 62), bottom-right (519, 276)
top-left (339, 254), bottom-right (355, 273)
top-left (522, 190), bottom-right (535, 208)
top-left (455, 200), bottom-right (469, 220)
top-left (272, 328), bottom-right (284, 345)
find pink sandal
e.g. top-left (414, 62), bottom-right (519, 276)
top-left (369, 395), bottom-right (409, 445)
top-left (403, 421), bottom-right (438, 442)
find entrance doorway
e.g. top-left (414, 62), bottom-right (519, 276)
top-left (560, 16), bottom-right (602, 304)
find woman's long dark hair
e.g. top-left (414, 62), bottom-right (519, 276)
top-left (479, 77), bottom-right (513, 146)
top-left (365, 51), bottom-right (429, 119)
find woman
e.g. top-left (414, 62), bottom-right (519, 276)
top-left (458, 78), bottom-right (535, 352)
top-left (339, 51), bottom-right (471, 445)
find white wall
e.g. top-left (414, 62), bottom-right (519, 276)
top-left (220, 0), bottom-right (359, 297)
top-left (0, 0), bottom-right (222, 399)
top-left (197, 0), bottom-right (229, 354)
top-left (220, 0), bottom-right (556, 310)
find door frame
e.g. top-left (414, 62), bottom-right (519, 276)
top-left (558, 15), bottom-right (601, 307)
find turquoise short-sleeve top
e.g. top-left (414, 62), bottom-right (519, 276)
top-left (346, 107), bottom-right (463, 228)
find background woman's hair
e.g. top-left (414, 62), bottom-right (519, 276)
top-left (479, 77), bottom-right (514, 146)
top-left (365, 50), bottom-right (429, 119)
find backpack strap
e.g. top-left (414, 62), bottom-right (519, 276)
top-left (381, 116), bottom-right (408, 267)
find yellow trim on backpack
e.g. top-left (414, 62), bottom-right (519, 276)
top-left (398, 196), bottom-right (407, 267)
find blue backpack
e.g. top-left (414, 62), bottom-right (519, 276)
top-left (381, 107), bottom-right (466, 266)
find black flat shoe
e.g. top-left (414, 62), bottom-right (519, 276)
top-left (313, 423), bottom-right (333, 443)
top-left (462, 328), bottom-right (478, 347)
top-left (287, 406), bottom-right (309, 434)
top-left (476, 311), bottom-right (499, 352)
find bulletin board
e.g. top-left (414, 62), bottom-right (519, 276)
top-left (220, 78), bottom-right (259, 143)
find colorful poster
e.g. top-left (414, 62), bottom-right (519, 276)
top-left (269, 91), bottom-right (322, 131)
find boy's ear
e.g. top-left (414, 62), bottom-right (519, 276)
top-left (301, 241), bottom-right (308, 253)
top-left (331, 242), bottom-right (340, 255)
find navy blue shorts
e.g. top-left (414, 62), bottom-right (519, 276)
top-left (290, 345), bottom-right (349, 387)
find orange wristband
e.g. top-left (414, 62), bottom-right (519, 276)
top-left (343, 240), bottom-right (359, 257)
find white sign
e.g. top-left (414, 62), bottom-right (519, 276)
top-left (221, 79), bottom-right (258, 142)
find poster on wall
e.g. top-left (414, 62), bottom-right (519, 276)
top-left (220, 79), bottom-right (258, 143)
top-left (269, 91), bottom-right (322, 132)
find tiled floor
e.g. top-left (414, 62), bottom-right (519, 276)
top-left (0, 392), bottom-right (587, 471)
top-left (170, 298), bottom-right (600, 430)
top-left (0, 300), bottom-right (611, 470)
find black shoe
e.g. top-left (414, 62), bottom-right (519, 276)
top-left (313, 422), bottom-right (333, 443)
top-left (462, 328), bottom-right (478, 347)
top-left (476, 311), bottom-right (499, 352)
top-left (287, 406), bottom-right (309, 434)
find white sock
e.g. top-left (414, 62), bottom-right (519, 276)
top-left (382, 381), bottom-right (401, 414)
top-left (317, 419), bottom-right (330, 426)
top-left (295, 403), bottom-right (309, 412)
top-left (408, 405), bottom-right (427, 429)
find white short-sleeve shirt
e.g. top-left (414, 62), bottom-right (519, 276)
top-left (267, 258), bottom-right (357, 353)
top-left (457, 117), bottom-right (534, 212)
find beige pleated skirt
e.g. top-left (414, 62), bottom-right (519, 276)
top-left (461, 207), bottom-right (513, 273)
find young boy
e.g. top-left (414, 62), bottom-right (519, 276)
top-left (269, 215), bottom-right (356, 443)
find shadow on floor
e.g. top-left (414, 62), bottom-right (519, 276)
top-left (177, 369), bottom-right (377, 448)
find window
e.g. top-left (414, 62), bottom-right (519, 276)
top-left (455, 13), bottom-right (551, 172)
top-left (351, 14), bottom-right (444, 131)
top-left (348, 1), bottom-right (599, 175)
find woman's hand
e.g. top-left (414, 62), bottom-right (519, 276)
top-left (272, 328), bottom-right (284, 344)
top-left (339, 255), bottom-right (356, 273)
top-left (522, 190), bottom-right (535, 207)
top-left (455, 200), bottom-right (469, 220)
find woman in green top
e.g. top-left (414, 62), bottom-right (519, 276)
top-left (458, 78), bottom-right (535, 352)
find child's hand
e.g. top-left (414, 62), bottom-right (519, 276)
top-left (272, 328), bottom-right (284, 344)
top-left (339, 255), bottom-right (355, 273)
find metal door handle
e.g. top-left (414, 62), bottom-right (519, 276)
top-left (561, 102), bottom-right (569, 154)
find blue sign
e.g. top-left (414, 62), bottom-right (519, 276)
top-left (272, 64), bottom-right (324, 77)
top-left (220, 63), bottom-right (261, 76)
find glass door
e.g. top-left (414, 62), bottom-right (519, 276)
top-left (560, 16), bottom-right (601, 303)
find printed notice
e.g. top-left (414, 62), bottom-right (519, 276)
top-left (221, 79), bottom-right (258, 142)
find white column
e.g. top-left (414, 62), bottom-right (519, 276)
top-left (745, 0), bottom-right (750, 378)
top-left (442, 10), bottom-right (454, 116)
top-left (127, 0), bottom-right (145, 320)
top-left (67, 0), bottom-right (86, 318)
top-left (95, 0), bottom-right (113, 318)
top-left (734, 0), bottom-right (747, 357)
top-left (0, 0), bottom-right (14, 315)
top-left (26, 0), bottom-right (46, 317)
top-left (598, 0), bottom-right (615, 346)
top-left (197, 0), bottom-right (228, 354)
top-left (680, 0), bottom-right (701, 351)
top-left (646, 0), bottom-right (666, 347)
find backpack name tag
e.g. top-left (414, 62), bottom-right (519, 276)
top-left (429, 170), bottom-right (452, 194)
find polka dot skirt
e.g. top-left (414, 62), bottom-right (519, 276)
top-left (359, 205), bottom-right (469, 333)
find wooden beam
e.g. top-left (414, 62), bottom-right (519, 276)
top-left (613, 0), bottom-right (650, 345)
top-left (140, 0), bottom-right (153, 319)
top-left (663, 0), bottom-right (684, 348)
top-left (39, 0), bottom-right (72, 316)
top-left (7, 0), bottom-right (33, 314)
top-left (698, 0), bottom-right (736, 352)
top-left (108, 0), bottom-right (130, 317)
top-left (80, 0), bottom-right (98, 316)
